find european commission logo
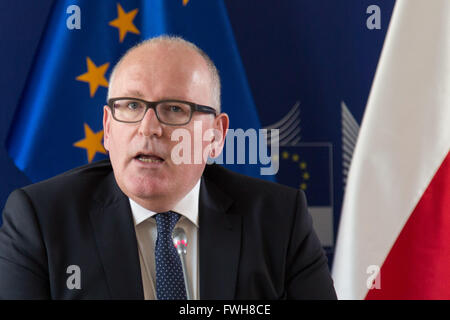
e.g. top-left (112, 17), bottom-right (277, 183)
top-left (262, 101), bottom-right (361, 249)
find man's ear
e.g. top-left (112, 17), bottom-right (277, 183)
top-left (103, 105), bottom-right (111, 151)
top-left (211, 112), bottom-right (229, 156)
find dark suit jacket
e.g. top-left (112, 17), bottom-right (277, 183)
top-left (0, 160), bottom-right (336, 299)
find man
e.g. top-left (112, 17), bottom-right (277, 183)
top-left (0, 36), bottom-right (336, 299)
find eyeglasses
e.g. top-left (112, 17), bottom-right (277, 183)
top-left (107, 97), bottom-right (217, 126)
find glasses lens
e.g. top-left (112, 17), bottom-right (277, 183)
top-left (113, 99), bottom-right (146, 122)
top-left (156, 101), bottom-right (191, 125)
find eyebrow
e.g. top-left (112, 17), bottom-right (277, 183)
top-left (122, 90), bottom-right (146, 98)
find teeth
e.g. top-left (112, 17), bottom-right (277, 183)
top-left (138, 156), bottom-right (163, 163)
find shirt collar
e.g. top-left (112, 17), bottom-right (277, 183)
top-left (129, 179), bottom-right (201, 227)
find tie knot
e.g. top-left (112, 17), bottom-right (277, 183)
top-left (155, 211), bottom-right (180, 236)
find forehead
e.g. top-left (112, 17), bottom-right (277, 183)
top-left (110, 43), bottom-right (213, 101)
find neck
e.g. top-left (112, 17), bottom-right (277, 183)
top-left (129, 180), bottom-right (200, 213)
top-left (130, 194), bottom-right (182, 213)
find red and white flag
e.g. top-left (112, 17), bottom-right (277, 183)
top-left (333, 0), bottom-right (450, 299)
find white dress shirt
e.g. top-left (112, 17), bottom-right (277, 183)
top-left (129, 180), bottom-right (200, 300)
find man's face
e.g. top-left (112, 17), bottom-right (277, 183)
top-left (103, 44), bottom-right (227, 211)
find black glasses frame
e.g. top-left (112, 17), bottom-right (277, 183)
top-left (107, 97), bottom-right (217, 125)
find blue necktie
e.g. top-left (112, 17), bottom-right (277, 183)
top-left (154, 211), bottom-right (187, 300)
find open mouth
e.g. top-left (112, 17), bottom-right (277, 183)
top-left (135, 153), bottom-right (164, 163)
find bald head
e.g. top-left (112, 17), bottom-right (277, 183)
top-left (107, 36), bottom-right (221, 112)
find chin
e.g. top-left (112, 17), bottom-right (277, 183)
top-left (126, 175), bottom-right (169, 199)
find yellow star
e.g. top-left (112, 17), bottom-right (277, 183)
top-left (76, 57), bottom-right (109, 97)
top-left (272, 154), bottom-right (279, 162)
top-left (183, 0), bottom-right (189, 5)
top-left (299, 161), bottom-right (307, 170)
top-left (74, 123), bottom-right (107, 163)
top-left (282, 151), bottom-right (290, 159)
top-left (292, 154), bottom-right (299, 162)
top-left (302, 172), bottom-right (310, 180)
top-left (109, 3), bottom-right (140, 43)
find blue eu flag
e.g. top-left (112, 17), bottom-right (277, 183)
top-left (7, 0), bottom-right (270, 182)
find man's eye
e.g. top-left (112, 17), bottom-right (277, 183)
top-left (127, 102), bottom-right (140, 110)
top-left (169, 105), bottom-right (182, 112)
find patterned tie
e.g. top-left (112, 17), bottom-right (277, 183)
top-left (154, 211), bottom-right (187, 300)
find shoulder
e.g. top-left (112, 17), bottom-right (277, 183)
top-left (21, 159), bottom-right (113, 198)
top-left (3, 160), bottom-right (120, 238)
top-left (9, 160), bottom-right (118, 219)
top-left (203, 164), bottom-right (303, 206)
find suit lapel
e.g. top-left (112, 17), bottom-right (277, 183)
top-left (87, 163), bottom-right (241, 300)
top-left (89, 172), bottom-right (144, 299)
top-left (199, 176), bottom-right (241, 299)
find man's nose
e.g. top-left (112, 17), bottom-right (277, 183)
top-left (138, 108), bottom-right (163, 137)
